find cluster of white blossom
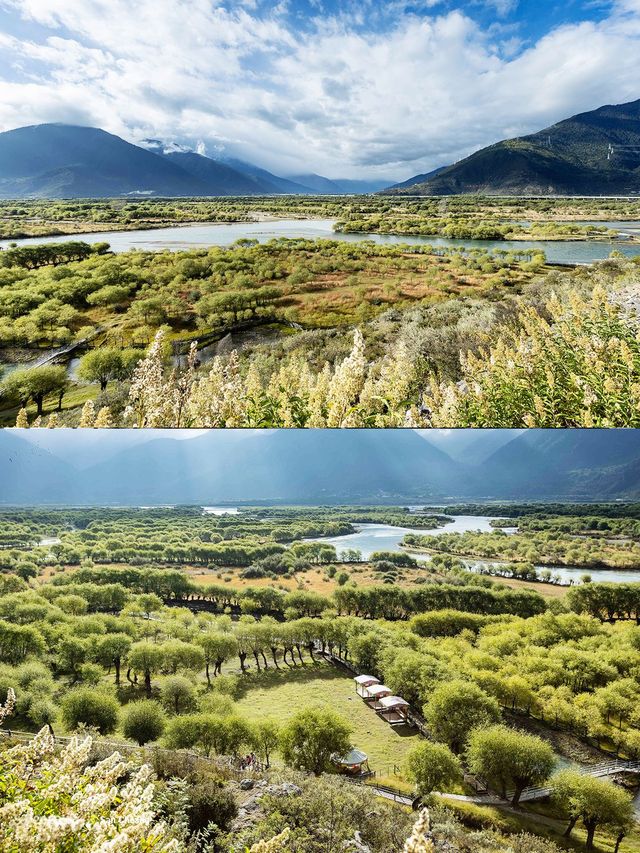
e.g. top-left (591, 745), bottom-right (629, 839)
top-left (0, 727), bottom-right (180, 852)
top-left (0, 687), bottom-right (15, 724)
top-left (402, 810), bottom-right (436, 853)
top-left (248, 828), bottom-right (291, 852)
top-left (15, 403), bottom-right (113, 429)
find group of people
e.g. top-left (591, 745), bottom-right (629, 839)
top-left (239, 752), bottom-right (260, 771)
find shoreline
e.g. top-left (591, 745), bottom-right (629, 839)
top-left (400, 542), bottom-right (640, 575)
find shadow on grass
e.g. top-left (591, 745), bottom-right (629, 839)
top-left (234, 659), bottom-right (344, 698)
top-left (385, 722), bottom-right (419, 738)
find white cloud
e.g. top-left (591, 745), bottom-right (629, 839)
top-left (0, 0), bottom-right (639, 179)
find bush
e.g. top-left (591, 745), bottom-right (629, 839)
top-left (425, 286), bottom-right (640, 427)
top-left (411, 609), bottom-right (490, 637)
top-left (60, 687), bottom-right (119, 734)
top-left (187, 773), bottom-right (237, 832)
top-left (122, 700), bottom-right (166, 746)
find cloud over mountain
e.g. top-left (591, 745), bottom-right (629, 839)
top-left (1, 1), bottom-right (640, 179)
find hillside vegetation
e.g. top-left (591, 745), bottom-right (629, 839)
top-left (1, 237), bottom-right (638, 427)
top-left (1, 505), bottom-right (640, 851)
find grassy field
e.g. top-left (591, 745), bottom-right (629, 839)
top-left (185, 561), bottom-right (569, 601)
top-left (232, 660), bottom-right (420, 782)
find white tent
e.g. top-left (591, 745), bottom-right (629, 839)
top-left (354, 675), bottom-right (380, 697)
top-left (377, 695), bottom-right (410, 724)
top-left (366, 684), bottom-right (391, 698)
top-left (354, 675), bottom-right (379, 685)
top-left (378, 695), bottom-right (409, 710)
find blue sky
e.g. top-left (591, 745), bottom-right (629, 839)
top-left (0, 0), bottom-right (638, 179)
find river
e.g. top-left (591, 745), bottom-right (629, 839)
top-left (308, 517), bottom-right (640, 586)
top-left (312, 516), bottom-right (500, 559)
top-left (3, 218), bottom-right (640, 265)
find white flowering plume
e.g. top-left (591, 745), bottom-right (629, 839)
top-left (0, 688), bottom-right (15, 724)
top-left (402, 809), bottom-right (436, 853)
top-left (116, 327), bottom-right (423, 428)
top-left (248, 827), bottom-right (291, 852)
top-left (0, 727), bottom-right (180, 852)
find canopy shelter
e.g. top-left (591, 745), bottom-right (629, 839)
top-left (331, 747), bottom-right (371, 776)
top-left (354, 674), bottom-right (380, 698)
top-left (364, 683), bottom-right (392, 708)
top-left (377, 695), bottom-right (410, 725)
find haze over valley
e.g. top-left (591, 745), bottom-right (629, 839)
top-left (4, 428), bottom-right (640, 504)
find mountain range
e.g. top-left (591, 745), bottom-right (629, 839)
top-left (0, 124), bottom-right (389, 199)
top-left (387, 98), bottom-right (640, 196)
top-left (2, 99), bottom-right (640, 199)
top-left (2, 429), bottom-right (640, 505)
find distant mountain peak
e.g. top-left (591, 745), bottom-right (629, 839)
top-left (386, 98), bottom-right (640, 196)
top-left (139, 138), bottom-right (192, 155)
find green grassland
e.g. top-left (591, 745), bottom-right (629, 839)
top-left (232, 661), bottom-right (420, 780)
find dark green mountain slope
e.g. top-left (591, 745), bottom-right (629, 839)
top-left (479, 430), bottom-right (640, 498)
top-left (0, 124), bottom-right (206, 198)
top-left (0, 124), bottom-right (332, 198)
top-left (388, 99), bottom-right (640, 196)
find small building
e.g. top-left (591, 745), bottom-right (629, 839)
top-left (354, 674), bottom-right (380, 698)
top-left (364, 683), bottom-right (392, 709)
top-left (331, 747), bottom-right (371, 776)
top-left (377, 695), bottom-right (410, 725)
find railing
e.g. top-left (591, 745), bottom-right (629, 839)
top-left (343, 774), bottom-right (417, 807)
top-left (507, 758), bottom-right (640, 802)
top-left (0, 728), bottom-right (267, 779)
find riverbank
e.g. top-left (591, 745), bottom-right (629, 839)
top-left (3, 215), bottom-right (640, 264)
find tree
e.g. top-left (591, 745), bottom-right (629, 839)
top-left (406, 741), bottom-right (461, 799)
top-left (77, 347), bottom-right (140, 391)
top-left (55, 635), bottom-right (90, 681)
top-left (0, 620), bottom-right (45, 665)
top-left (423, 680), bottom-right (501, 753)
top-left (466, 725), bottom-right (555, 804)
top-left (251, 719), bottom-right (280, 769)
top-left (122, 700), bottom-right (166, 746)
top-left (94, 632), bottom-right (131, 685)
top-left (279, 709), bottom-right (351, 776)
top-left (60, 687), bottom-right (119, 734)
top-left (550, 769), bottom-right (634, 850)
top-left (160, 675), bottom-right (196, 715)
top-left (128, 641), bottom-right (164, 696)
top-left (159, 639), bottom-right (205, 675)
top-left (1, 365), bottom-right (68, 415)
top-left (198, 631), bottom-right (238, 684)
